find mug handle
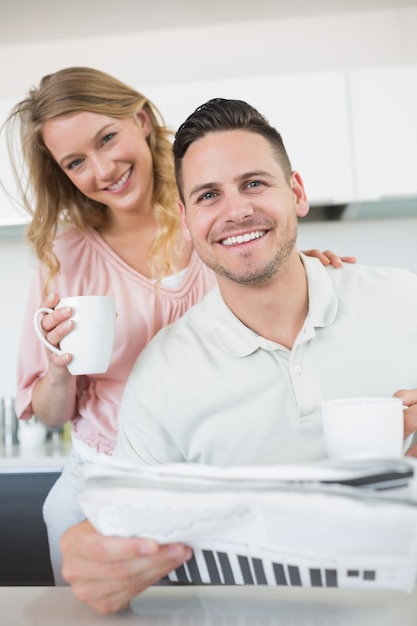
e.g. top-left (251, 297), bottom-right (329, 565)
top-left (33, 307), bottom-right (65, 356)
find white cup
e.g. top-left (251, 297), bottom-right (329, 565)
top-left (321, 396), bottom-right (411, 460)
top-left (33, 295), bottom-right (116, 376)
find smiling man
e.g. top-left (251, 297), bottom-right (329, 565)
top-left (114, 98), bottom-right (417, 467)
top-left (60, 98), bottom-right (417, 613)
top-left (174, 105), bottom-right (309, 349)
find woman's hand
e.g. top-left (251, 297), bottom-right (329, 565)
top-left (303, 249), bottom-right (357, 268)
top-left (60, 520), bottom-right (192, 615)
top-left (38, 293), bottom-right (74, 375)
top-left (31, 293), bottom-right (77, 427)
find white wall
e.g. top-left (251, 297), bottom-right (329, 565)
top-left (0, 241), bottom-right (35, 398)
top-left (1, 7), bottom-right (416, 101)
top-left (298, 218), bottom-right (417, 273)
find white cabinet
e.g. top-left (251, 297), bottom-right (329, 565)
top-left (349, 65), bottom-right (417, 201)
top-left (3, 66), bottom-right (415, 232)
top-left (144, 70), bottom-right (355, 206)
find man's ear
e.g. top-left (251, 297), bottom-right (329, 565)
top-left (291, 171), bottom-right (310, 218)
top-left (178, 200), bottom-right (192, 242)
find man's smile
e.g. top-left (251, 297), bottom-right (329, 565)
top-left (220, 229), bottom-right (267, 246)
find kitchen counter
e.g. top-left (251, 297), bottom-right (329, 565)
top-left (2, 584), bottom-right (417, 626)
top-left (0, 438), bottom-right (70, 471)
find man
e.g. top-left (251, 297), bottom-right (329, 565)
top-left (60, 98), bottom-right (417, 614)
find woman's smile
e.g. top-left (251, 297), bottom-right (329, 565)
top-left (105, 166), bottom-right (133, 192)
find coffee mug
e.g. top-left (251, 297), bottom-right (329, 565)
top-left (321, 396), bottom-right (412, 460)
top-left (33, 295), bottom-right (116, 376)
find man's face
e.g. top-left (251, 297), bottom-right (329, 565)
top-left (179, 129), bottom-right (309, 287)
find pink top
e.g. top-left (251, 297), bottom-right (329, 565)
top-left (16, 227), bottom-right (216, 454)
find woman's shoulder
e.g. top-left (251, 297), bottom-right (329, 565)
top-left (53, 226), bottom-right (93, 254)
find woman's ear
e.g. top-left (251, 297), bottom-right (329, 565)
top-left (178, 200), bottom-right (192, 242)
top-left (135, 108), bottom-right (152, 137)
top-left (291, 171), bottom-right (310, 218)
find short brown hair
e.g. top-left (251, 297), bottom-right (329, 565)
top-left (173, 98), bottom-right (292, 202)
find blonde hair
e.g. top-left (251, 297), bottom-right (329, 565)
top-left (4, 66), bottom-right (181, 291)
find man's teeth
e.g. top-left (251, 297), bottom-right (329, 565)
top-left (107, 168), bottom-right (131, 191)
top-left (221, 230), bottom-right (266, 246)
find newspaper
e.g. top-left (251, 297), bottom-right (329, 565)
top-left (78, 457), bottom-right (417, 591)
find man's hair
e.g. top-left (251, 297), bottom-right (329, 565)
top-left (173, 98), bottom-right (292, 202)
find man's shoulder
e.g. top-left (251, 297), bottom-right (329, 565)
top-left (144, 288), bottom-right (221, 353)
top-left (126, 289), bottom-right (221, 397)
top-left (324, 261), bottom-right (417, 309)
top-left (329, 261), bottom-right (417, 287)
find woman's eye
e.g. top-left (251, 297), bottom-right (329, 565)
top-left (102, 132), bottom-right (116, 145)
top-left (67, 158), bottom-right (83, 170)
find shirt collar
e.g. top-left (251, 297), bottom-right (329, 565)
top-left (300, 252), bottom-right (339, 328)
top-left (207, 253), bottom-right (338, 357)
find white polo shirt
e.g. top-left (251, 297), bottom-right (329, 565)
top-left (115, 254), bottom-right (417, 466)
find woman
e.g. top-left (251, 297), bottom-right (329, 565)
top-left (4, 66), bottom-right (354, 585)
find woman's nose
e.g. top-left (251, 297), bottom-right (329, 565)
top-left (91, 154), bottom-right (115, 181)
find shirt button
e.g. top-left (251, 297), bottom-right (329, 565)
top-left (294, 364), bottom-right (302, 374)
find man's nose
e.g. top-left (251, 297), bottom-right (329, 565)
top-left (223, 192), bottom-right (255, 221)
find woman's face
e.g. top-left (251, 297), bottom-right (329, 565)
top-left (42, 110), bottom-right (155, 216)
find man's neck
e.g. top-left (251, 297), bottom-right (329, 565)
top-left (217, 252), bottom-right (309, 350)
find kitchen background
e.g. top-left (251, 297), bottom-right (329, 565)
top-left (1, 0), bottom-right (417, 400)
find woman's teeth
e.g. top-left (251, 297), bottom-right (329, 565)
top-left (221, 230), bottom-right (266, 246)
top-left (107, 168), bottom-right (131, 191)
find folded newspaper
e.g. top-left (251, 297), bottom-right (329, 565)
top-left (79, 457), bottom-right (417, 592)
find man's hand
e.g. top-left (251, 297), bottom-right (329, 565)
top-left (394, 389), bottom-right (417, 456)
top-left (60, 520), bottom-right (192, 614)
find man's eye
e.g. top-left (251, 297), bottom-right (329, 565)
top-left (199, 191), bottom-right (216, 202)
top-left (247, 180), bottom-right (264, 189)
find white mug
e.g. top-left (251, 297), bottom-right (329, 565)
top-left (321, 396), bottom-right (412, 460)
top-left (33, 295), bottom-right (116, 376)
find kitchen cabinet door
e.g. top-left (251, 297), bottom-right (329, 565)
top-left (144, 70), bottom-right (355, 206)
top-left (349, 65), bottom-right (417, 202)
top-left (0, 470), bottom-right (59, 585)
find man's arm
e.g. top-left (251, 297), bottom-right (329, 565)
top-left (60, 520), bottom-right (192, 614)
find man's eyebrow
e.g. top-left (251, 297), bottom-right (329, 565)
top-left (238, 170), bottom-right (274, 180)
top-left (188, 182), bottom-right (219, 200)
